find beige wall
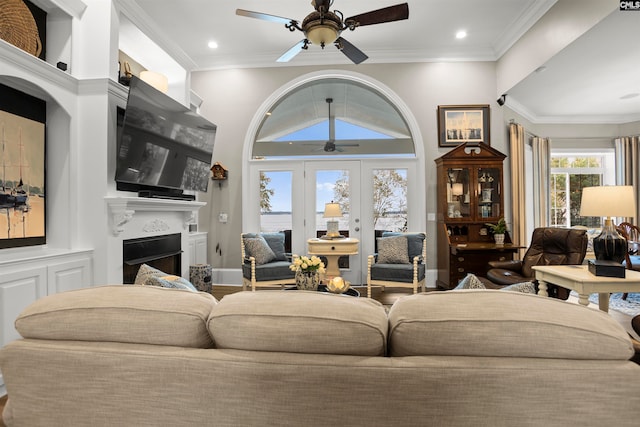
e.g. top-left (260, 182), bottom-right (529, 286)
top-left (192, 61), bottom-right (503, 270)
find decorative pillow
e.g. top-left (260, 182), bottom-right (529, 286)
top-left (133, 264), bottom-right (167, 285)
top-left (377, 236), bottom-right (410, 264)
top-left (145, 275), bottom-right (198, 292)
top-left (260, 232), bottom-right (287, 261)
top-left (455, 273), bottom-right (486, 289)
top-left (500, 281), bottom-right (536, 294)
top-left (382, 232), bottom-right (425, 260)
top-left (243, 235), bottom-right (277, 265)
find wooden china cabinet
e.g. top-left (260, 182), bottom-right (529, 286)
top-left (435, 142), bottom-right (521, 289)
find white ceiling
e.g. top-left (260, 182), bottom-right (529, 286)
top-left (119, 0), bottom-right (640, 124)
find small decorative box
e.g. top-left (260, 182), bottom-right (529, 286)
top-left (587, 259), bottom-right (625, 278)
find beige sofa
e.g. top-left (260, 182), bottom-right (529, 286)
top-left (1, 285), bottom-right (639, 426)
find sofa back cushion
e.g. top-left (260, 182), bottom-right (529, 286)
top-left (208, 291), bottom-right (388, 356)
top-left (388, 290), bottom-right (633, 360)
top-left (15, 285), bottom-right (217, 348)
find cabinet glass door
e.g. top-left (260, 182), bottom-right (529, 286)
top-left (476, 167), bottom-right (501, 219)
top-left (446, 167), bottom-right (470, 219)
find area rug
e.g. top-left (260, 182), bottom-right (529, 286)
top-left (574, 292), bottom-right (640, 317)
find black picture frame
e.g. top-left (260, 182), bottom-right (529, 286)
top-left (0, 82), bottom-right (47, 249)
top-left (437, 104), bottom-right (490, 147)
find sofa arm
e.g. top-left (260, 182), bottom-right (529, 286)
top-left (488, 259), bottom-right (522, 270)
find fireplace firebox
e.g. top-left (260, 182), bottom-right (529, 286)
top-left (122, 233), bottom-right (182, 283)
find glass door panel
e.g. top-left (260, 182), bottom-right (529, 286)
top-left (477, 167), bottom-right (500, 219)
top-left (259, 171), bottom-right (293, 232)
top-left (305, 162), bottom-right (361, 284)
top-left (446, 167), bottom-right (470, 219)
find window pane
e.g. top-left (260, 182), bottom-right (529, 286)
top-left (550, 152), bottom-right (612, 228)
top-left (372, 168), bottom-right (407, 232)
top-left (316, 170), bottom-right (350, 234)
top-left (259, 171), bottom-right (292, 232)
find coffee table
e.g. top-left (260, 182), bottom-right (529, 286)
top-left (285, 284), bottom-right (360, 297)
top-left (532, 264), bottom-right (640, 312)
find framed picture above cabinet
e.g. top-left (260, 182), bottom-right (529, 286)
top-left (437, 104), bottom-right (490, 147)
top-left (0, 82), bottom-right (47, 249)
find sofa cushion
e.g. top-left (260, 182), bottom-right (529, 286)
top-left (208, 291), bottom-right (388, 356)
top-left (376, 236), bottom-right (410, 264)
top-left (15, 285), bottom-right (217, 348)
top-left (388, 290), bottom-right (634, 360)
top-left (244, 235), bottom-right (277, 265)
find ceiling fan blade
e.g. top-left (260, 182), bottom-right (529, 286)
top-left (236, 9), bottom-right (296, 26)
top-left (335, 37), bottom-right (368, 64)
top-left (277, 40), bottom-right (306, 62)
top-left (345, 3), bottom-right (409, 27)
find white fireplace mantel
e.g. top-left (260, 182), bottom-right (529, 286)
top-left (105, 196), bottom-right (205, 236)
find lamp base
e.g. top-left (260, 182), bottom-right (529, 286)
top-left (593, 218), bottom-right (627, 264)
top-left (326, 219), bottom-right (340, 238)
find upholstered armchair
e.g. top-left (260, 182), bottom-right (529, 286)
top-left (241, 232), bottom-right (297, 291)
top-left (366, 232), bottom-right (426, 298)
top-left (485, 227), bottom-right (588, 299)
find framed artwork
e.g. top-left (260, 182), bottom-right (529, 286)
top-left (437, 104), bottom-right (490, 147)
top-left (0, 82), bottom-right (46, 249)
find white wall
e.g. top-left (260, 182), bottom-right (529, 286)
top-left (191, 61), bottom-right (503, 272)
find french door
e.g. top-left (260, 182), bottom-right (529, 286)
top-left (247, 159), bottom-right (422, 285)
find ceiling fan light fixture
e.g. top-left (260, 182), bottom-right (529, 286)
top-left (306, 25), bottom-right (339, 46)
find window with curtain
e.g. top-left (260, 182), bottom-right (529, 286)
top-left (549, 150), bottom-right (615, 228)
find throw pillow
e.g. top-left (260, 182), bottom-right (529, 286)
top-left (377, 235), bottom-right (410, 264)
top-left (243, 235), bottom-right (277, 265)
top-left (454, 273), bottom-right (487, 290)
top-left (382, 232), bottom-right (425, 260)
top-left (134, 264), bottom-right (167, 285)
top-left (500, 281), bottom-right (536, 294)
top-left (145, 275), bottom-right (198, 292)
top-left (260, 232), bottom-right (287, 261)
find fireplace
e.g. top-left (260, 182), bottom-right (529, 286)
top-left (123, 233), bottom-right (182, 283)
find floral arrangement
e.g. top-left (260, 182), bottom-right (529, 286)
top-left (290, 255), bottom-right (325, 274)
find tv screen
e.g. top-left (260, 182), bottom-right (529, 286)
top-left (115, 76), bottom-right (216, 195)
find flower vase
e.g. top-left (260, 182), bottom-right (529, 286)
top-left (296, 270), bottom-right (320, 291)
top-left (494, 233), bottom-right (505, 245)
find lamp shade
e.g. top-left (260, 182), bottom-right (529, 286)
top-left (140, 71), bottom-right (169, 93)
top-left (452, 183), bottom-right (464, 196)
top-left (580, 185), bottom-right (636, 218)
top-left (323, 202), bottom-right (343, 218)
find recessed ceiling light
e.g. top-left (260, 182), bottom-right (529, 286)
top-left (620, 93), bottom-right (639, 100)
top-left (455, 30), bottom-right (467, 39)
top-left (207, 40), bottom-right (219, 49)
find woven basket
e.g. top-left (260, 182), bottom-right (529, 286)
top-left (0, 0), bottom-right (42, 56)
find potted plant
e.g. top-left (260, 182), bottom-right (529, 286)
top-left (486, 218), bottom-right (507, 245)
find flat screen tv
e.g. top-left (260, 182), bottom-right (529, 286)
top-left (115, 76), bottom-right (216, 197)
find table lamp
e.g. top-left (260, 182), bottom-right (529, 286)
top-left (323, 202), bottom-right (343, 239)
top-left (580, 185), bottom-right (636, 263)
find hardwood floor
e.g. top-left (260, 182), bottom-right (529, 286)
top-left (0, 394), bottom-right (6, 427)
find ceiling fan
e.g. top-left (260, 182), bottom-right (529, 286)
top-left (236, 1), bottom-right (409, 64)
top-left (318, 98), bottom-right (359, 152)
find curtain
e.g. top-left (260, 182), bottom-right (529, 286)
top-left (531, 137), bottom-right (550, 228)
top-left (509, 123), bottom-right (527, 249)
top-left (614, 135), bottom-right (640, 222)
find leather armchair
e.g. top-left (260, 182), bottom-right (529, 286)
top-left (486, 227), bottom-right (588, 299)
